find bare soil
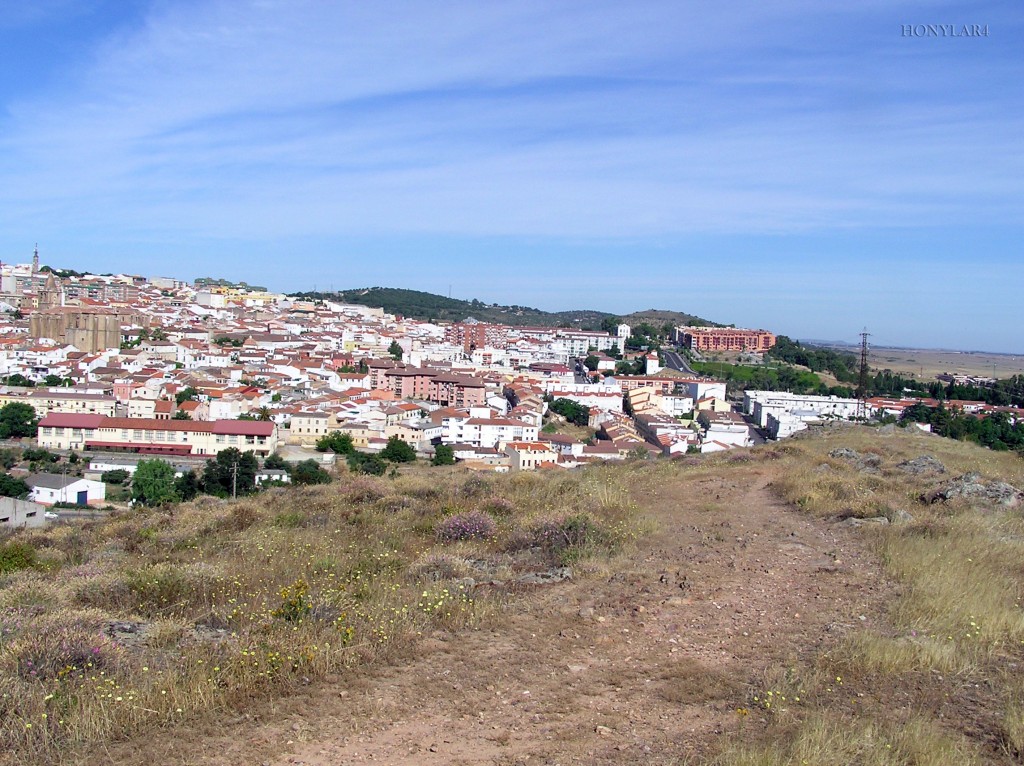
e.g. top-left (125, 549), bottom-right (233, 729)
top-left (87, 464), bottom-right (894, 766)
top-left (869, 347), bottom-right (1024, 380)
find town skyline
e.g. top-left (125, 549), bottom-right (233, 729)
top-left (6, 252), bottom-right (1024, 357)
top-left (1, 2), bottom-right (1021, 352)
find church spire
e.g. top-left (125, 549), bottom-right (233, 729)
top-left (32, 244), bottom-right (39, 274)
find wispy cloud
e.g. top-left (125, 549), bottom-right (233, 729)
top-left (2, 0), bottom-right (1019, 242)
top-left (0, 0), bottom-right (1020, 349)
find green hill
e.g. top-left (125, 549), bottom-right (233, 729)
top-left (288, 287), bottom-right (720, 329)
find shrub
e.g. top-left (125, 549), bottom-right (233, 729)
top-left (0, 541), bottom-right (37, 574)
top-left (12, 613), bottom-right (124, 682)
top-left (273, 578), bottom-right (312, 622)
top-left (436, 511), bottom-right (497, 542)
top-left (273, 511), bottom-right (307, 528)
top-left (102, 469), bottom-right (130, 485)
top-left (508, 512), bottom-right (609, 563)
top-left (480, 497), bottom-right (515, 518)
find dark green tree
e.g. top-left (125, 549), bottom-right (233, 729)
top-left (0, 402), bottom-right (39, 438)
top-left (0, 473), bottom-right (30, 498)
top-left (316, 431), bottom-right (355, 454)
top-left (3, 374), bottom-right (35, 388)
top-left (201, 448), bottom-right (258, 497)
top-left (380, 435), bottom-right (416, 463)
top-left (347, 453), bottom-right (386, 475)
top-left (101, 469), bottom-right (130, 485)
top-left (0, 448), bottom-right (18, 469)
top-left (431, 444), bottom-right (455, 466)
top-left (175, 387), bottom-right (200, 405)
top-left (131, 460), bottom-right (180, 506)
top-left (583, 355), bottom-right (600, 371)
top-left (263, 453), bottom-right (289, 472)
top-left (172, 410), bottom-right (192, 420)
top-left (548, 398), bottom-right (590, 426)
top-left (388, 340), bottom-right (403, 361)
top-left (174, 470), bottom-right (200, 501)
top-left (291, 459), bottom-right (332, 485)
top-left (21, 448), bottom-right (57, 463)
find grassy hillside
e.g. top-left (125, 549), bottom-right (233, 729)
top-left (289, 287), bottom-right (718, 329)
top-left (0, 468), bottom-right (636, 765)
top-left (4, 429), bottom-right (1024, 764)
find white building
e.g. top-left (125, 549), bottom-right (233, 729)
top-left (743, 391), bottom-right (859, 431)
top-left (26, 474), bottom-right (106, 506)
top-left (0, 497), bottom-right (47, 529)
top-left (441, 408), bottom-right (538, 448)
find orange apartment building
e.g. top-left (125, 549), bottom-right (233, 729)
top-left (674, 326), bottom-right (776, 353)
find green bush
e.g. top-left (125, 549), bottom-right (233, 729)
top-left (102, 469), bottom-right (130, 485)
top-left (0, 541), bottom-right (37, 574)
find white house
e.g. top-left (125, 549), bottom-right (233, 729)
top-left (26, 474), bottom-right (106, 506)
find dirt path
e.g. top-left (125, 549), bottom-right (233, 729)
top-left (96, 466), bottom-right (892, 766)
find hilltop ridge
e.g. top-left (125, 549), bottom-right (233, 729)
top-left (288, 286), bottom-right (723, 329)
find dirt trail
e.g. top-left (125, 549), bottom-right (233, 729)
top-left (97, 466), bottom-right (892, 766)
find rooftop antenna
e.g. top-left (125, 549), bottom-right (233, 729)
top-left (856, 328), bottom-right (871, 419)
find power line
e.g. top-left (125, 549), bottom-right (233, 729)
top-left (856, 328), bottom-right (871, 419)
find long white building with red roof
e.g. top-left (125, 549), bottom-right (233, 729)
top-left (36, 413), bottom-right (278, 457)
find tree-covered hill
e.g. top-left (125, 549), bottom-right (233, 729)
top-left (289, 287), bottom-right (719, 329)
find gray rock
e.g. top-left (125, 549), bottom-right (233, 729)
top-left (897, 456), bottom-right (946, 475)
top-left (829, 448), bottom-right (860, 460)
top-left (888, 508), bottom-right (915, 523)
top-left (517, 567), bottom-right (573, 584)
top-left (838, 516), bottom-right (890, 528)
top-left (923, 473), bottom-right (1024, 507)
top-left (856, 455), bottom-right (883, 474)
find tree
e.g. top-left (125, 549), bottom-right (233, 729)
top-left (583, 355), bottom-right (599, 371)
top-left (0, 402), bottom-right (39, 439)
top-left (174, 470), bottom-right (200, 501)
top-left (172, 410), bottom-right (192, 420)
top-left (347, 452), bottom-right (386, 475)
top-left (102, 469), bottom-right (130, 485)
top-left (3, 374), bottom-right (35, 388)
top-left (201, 448), bottom-right (258, 497)
top-left (43, 374), bottom-right (73, 387)
top-left (388, 340), bottom-right (403, 361)
top-left (255, 406), bottom-right (273, 422)
top-left (291, 459), bottom-right (332, 485)
top-left (316, 432), bottom-right (354, 454)
top-left (263, 453), bottom-right (289, 472)
top-left (431, 444), bottom-right (455, 466)
top-left (548, 398), bottom-right (590, 427)
top-left (0, 473), bottom-right (30, 498)
top-left (176, 387), bottom-right (200, 405)
top-left (131, 460), bottom-right (180, 506)
top-left (380, 435), bottom-right (416, 463)
top-left (22, 447), bottom-right (57, 463)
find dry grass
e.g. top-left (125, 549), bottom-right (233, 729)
top-left (720, 426), bottom-right (1024, 764)
top-left (715, 712), bottom-right (982, 766)
top-left (0, 465), bottom-right (638, 765)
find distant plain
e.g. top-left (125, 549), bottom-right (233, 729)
top-left (869, 347), bottom-right (1024, 379)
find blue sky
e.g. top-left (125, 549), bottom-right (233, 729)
top-left (0, 1), bottom-right (1021, 351)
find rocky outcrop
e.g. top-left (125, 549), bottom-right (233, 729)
top-left (921, 472), bottom-right (1024, 507)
